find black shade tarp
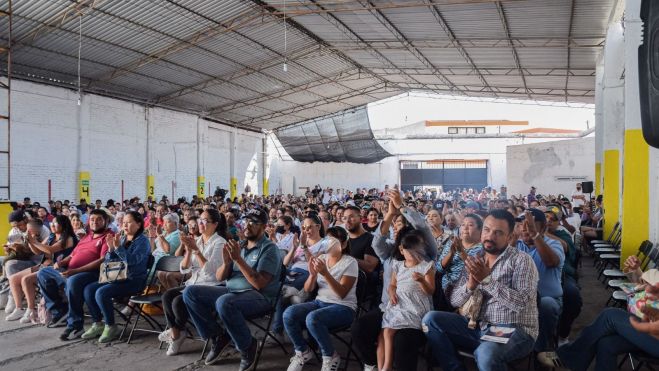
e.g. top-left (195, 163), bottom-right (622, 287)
top-left (274, 106), bottom-right (391, 163)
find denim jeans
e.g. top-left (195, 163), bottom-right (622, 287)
top-left (36, 267), bottom-right (68, 317)
top-left (422, 311), bottom-right (535, 371)
top-left (536, 296), bottom-right (562, 351)
top-left (182, 285), bottom-right (272, 354)
top-left (84, 277), bottom-right (146, 326)
top-left (557, 308), bottom-right (659, 371)
top-left (558, 276), bottom-right (582, 338)
top-left (66, 271), bottom-right (101, 330)
top-left (283, 300), bottom-right (355, 357)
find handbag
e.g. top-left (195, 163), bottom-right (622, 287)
top-left (99, 258), bottom-right (128, 284)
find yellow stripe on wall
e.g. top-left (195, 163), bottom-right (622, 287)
top-left (595, 162), bottom-right (601, 196)
top-left (602, 149), bottom-right (620, 238)
top-left (621, 129), bottom-right (649, 263)
top-left (263, 178), bottom-right (269, 197)
top-left (230, 177), bottom-right (238, 200)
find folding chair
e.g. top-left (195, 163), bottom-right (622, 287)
top-left (244, 265), bottom-right (289, 370)
top-left (604, 242), bottom-right (655, 286)
top-left (120, 255), bottom-right (182, 343)
top-left (622, 351), bottom-right (659, 371)
top-left (591, 221), bottom-right (621, 245)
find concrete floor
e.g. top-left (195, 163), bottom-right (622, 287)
top-left (0, 256), bottom-right (627, 370)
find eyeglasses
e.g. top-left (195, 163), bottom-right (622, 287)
top-left (301, 224), bottom-right (318, 230)
top-left (246, 220), bottom-right (263, 227)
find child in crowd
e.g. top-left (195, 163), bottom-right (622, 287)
top-left (377, 233), bottom-right (435, 371)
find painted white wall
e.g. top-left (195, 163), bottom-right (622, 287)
top-left (8, 80), bottom-right (264, 203)
top-left (506, 137), bottom-right (595, 198)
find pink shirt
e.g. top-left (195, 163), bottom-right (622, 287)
top-left (68, 231), bottom-right (112, 270)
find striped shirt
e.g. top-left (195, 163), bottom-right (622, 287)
top-left (449, 245), bottom-right (539, 340)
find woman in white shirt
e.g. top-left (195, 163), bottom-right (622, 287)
top-left (158, 209), bottom-right (227, 356)
top-left (284, 226), bottom-right (359, 371)
top-left (269, 215), bottom-right (297, 259)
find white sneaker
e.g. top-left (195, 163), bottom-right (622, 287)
top-left (287, 349), bottom-right (314, 371)
top-left (158, 329), bottom-right (173, 342)
top-left (166, 331), bottom-right (186, 356)
top-left (19, 309), bottom-right (37, 324)
top-left (121, 305), bottom-right (133, 316)
top-left (364, 365), bottom-right (377, 371)
top-left (0, 291), bottom-right (8, 310)
top-left (4, 295), bottom-right (15, 314)
top-left (290, 291), bottom-right (309, 305)
top-left (282, 286), bottom-right (299, 299)
top-left (5, 307), bottom-right (25, 321)
top-left (321, 352), bottom-right (341, 371)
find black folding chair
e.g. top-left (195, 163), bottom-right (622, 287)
top-left (120, 255), bottom-right (182, 343)
top-left (244, 265), bottom-right (289, 370)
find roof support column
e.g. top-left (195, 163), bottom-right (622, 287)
top-left (262, 137), bottom-right (269, 197)
top-left (601, 22), bottom-right (625, 239)
top-left (621, 0), bottom-right (649, 263)
top-left (230, 128), bottom-right (237, 200)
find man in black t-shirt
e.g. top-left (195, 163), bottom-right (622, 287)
top-left (343, 206), bottom-right (378, 273)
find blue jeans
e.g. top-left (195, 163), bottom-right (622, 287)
top-left (558, 276), bottom-right (582, 338)
top-left (422, 311), bottom-right (535, 371)
top-left (182, 285), bottom-right (272, 354)
top-left (83, 277), bottom-right (146, 326)
top-left (66, 271), bottom-right (101, 329)
top-left (557, 308), bottom-right (659, 371)
top-left (272, 268), bottom-right (310, 334)
top-left (36, 267), bottom-right (68, 317)
top-left (37, 267), bottom-right (99, 329)
top-left (536, 296), bottom-right (562, 351)
top-left (283, 300), bottom-right (355, 357)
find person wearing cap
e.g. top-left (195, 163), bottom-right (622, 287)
top-left (515, 208), bottom-right (565, 353)
top-left (465, 200), bottom-right (480, 214)
top-left (182, 208), bottom-right (282, 369)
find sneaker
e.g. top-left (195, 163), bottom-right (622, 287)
top-left (282, 285), bottom-right (299, 299)
top-left (4, 295), bottom-right (15, 314)
top-left (81, 322), bottom-right (105, 340)
top-left (364, 365), bottom-right (377, 371)
top-left (158, 329), bottom-right (173, 342)
top-left (19, 309), bottom-right (37, 324)
top-left (290, 291), bottom-right (309, 305)
top-left (166, 331), bottom-right (187, 356)
top-left (60, 327), bottom-right (84, 341)
top-left (98, 324), bottom-right (122, 343)
top-left (238, 338), bottom-right (258, 371)
top-left (5, 307), bottom-right (25, 321)
top-left (558, 337), bottom-right (570, 347)
top-left (205, 334), bottom-right (232, 366)
top-left (321, 352), bottom-right (341, 371)
top-left (120, 305), bottom-right (133, 317)
top-left (46, 310), bottom-right (68, 328)
top-left (537, 351), bottom-right (568, 370)
top-left (287, 349), bottom-right (314, 371)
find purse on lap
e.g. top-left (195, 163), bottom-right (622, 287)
top-left (99, 256), bottom-right (128, 284)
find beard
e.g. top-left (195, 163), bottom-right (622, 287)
top-left (347, 223), bottom-right (360, 233)
top-left (482, 240), bottom-right (507, 256)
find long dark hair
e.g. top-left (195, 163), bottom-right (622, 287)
top-left (393, 225), bottom-right (417, 261)
top-left (125, 211), bottom-right (145, 237)
top-left (204, 208), bottom-right (228, 241)
top-left (54, 215), bottom-right (77, 246)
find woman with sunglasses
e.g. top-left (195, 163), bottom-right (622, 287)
top-left (158, 209), bottom-right (228, 356)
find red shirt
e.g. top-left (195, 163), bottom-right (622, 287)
top-left (68, 230), bottom-right (112, 270)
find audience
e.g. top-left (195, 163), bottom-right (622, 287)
top-left (1, 182), bottom-right (635, 369)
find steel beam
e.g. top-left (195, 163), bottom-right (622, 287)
top-left (565, 0), bottom-right (575, 102)
top-left (495, 1), bottom-right (531, 99)
top-left (358, 0), bottom-right (462, 93)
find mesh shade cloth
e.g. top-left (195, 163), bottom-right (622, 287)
top-left (274, 106), bottom-right (391, 163)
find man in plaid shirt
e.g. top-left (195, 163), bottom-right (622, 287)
top-left (422, 209), bottom-right (539, 371)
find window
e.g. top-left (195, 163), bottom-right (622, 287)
top-left (447, 127), bottom-right (486, 135)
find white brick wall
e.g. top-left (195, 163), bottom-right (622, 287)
top-left (9, 80), bottom-right (266, 204)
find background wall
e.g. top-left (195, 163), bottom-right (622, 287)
top-left (9, 80), bottom-right (264, 203)
top-left (506, 137), bottom-right (595, 197)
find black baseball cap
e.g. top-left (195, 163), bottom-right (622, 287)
top-left (246, 209), bottom-right (268, 224)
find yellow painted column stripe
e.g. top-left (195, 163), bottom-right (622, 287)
top-left (263, 178), bottom-right (269, 197)
top-left (197, 176), bottom-right (206, 199)
top-left (621, 129), bottom-right (649, 263)
top-left (230, 177), bottom-right (238, 200)
top-left (602, 150), bottom-right (620, 238)
top-left (595, 162), bottom-right (601, 196)
top-left (146, 175), bottom-right (155, 200)
top-left (79, 171), bottom-right (91, 202)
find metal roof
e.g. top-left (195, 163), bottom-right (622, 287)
top-left (0, 0), bottom-right (613, 131)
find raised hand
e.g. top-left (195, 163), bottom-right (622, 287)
top-left (225, 239), bottom-right (241, 261)
top-left (624, 255), bottom-right (641, 272)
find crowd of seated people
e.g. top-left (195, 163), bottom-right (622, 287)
top-left (0, 182), bottom-right (656, 371)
